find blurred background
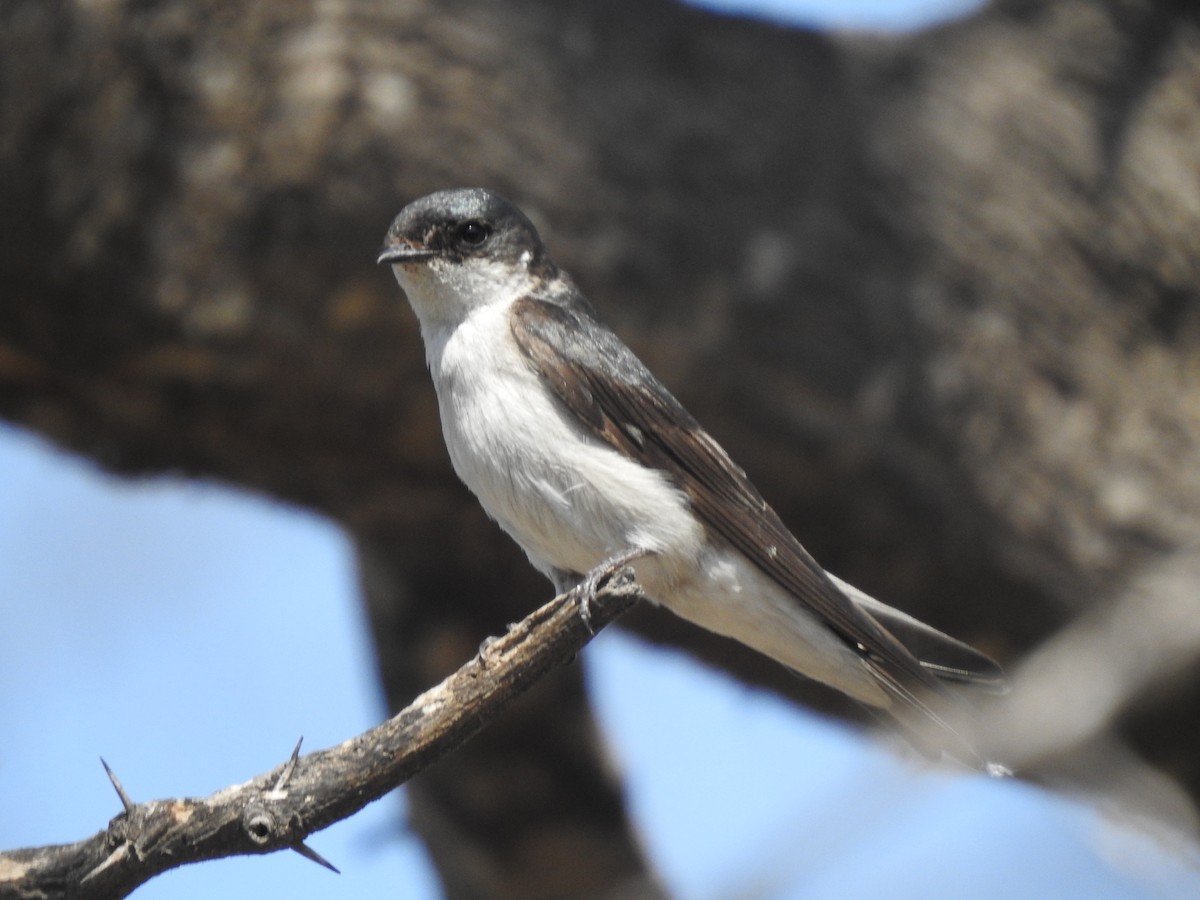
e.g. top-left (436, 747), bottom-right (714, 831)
top-left (2, 1), bottom-right (1200, 900)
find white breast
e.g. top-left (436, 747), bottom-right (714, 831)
top-left (422, 301), bottom-right (705, 583)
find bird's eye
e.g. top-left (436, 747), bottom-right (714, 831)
top-left (455, 220), bottom-right (491, 246)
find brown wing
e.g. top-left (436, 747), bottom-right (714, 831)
top-left (510, 295), bottom-right (947, 696)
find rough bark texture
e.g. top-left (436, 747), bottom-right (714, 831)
top-left (2, 0), bottom-right (1198, 896)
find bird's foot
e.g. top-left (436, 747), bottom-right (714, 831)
top-left (574, 548), bottom-right (651, 632)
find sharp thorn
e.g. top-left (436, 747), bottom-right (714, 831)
top-left (100, 757), bottom-right (136, 814)
top-left (292, 841), bottom-right (340, 874)
top-left (81, 844), bottom-right (129, 882)
top-left (273, 737), bottom-right (304, 792)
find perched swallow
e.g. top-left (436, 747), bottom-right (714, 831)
top-left (379, 188), bottom-right (1005, 766)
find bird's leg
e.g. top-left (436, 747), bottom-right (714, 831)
top-left (572, 548), bottom-right (651, 631)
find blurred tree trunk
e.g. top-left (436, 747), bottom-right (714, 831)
top-left (2, 0), bottom-right (1198, 895)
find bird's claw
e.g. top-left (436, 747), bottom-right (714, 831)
top-left (573, 548), bottom-right (650, 632)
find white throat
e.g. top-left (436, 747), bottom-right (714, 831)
top-left (391, 254), bottom-right (538, 336)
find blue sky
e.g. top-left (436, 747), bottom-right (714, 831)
top-left (3, 2), bottom-right (1200, 898)
top-left (689, 0), bottom-right (983, 29)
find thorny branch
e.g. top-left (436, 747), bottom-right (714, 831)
top-left (0, 573), bottom-right (644, 900)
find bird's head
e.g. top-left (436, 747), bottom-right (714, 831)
top-left (378, 187), bottom-right (554, 329)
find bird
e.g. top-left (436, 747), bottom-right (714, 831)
top-left (378, 187), bottom-right (1006, 767)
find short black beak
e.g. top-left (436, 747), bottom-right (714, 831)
top-left (377, 243), bottom-right (436, 265)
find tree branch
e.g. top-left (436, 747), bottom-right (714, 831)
top-left (919, 547), bottom-right (1200, 834)
top-left (977, 547), bottom-right (1200, 773)
top-left (0, 572), bottom-right (645, 900)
